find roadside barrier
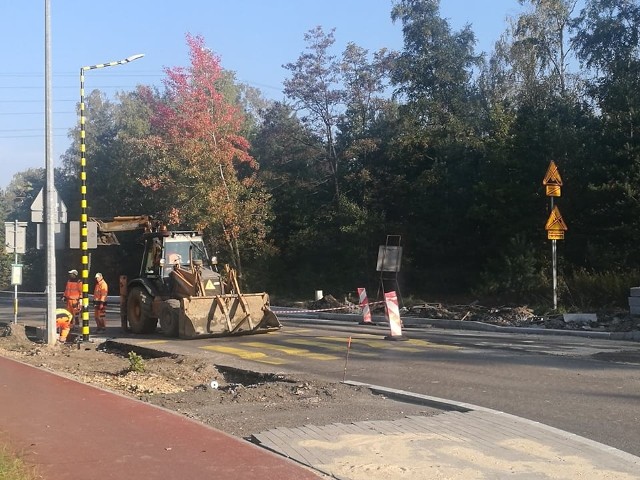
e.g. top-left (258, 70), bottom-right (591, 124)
top-left (357, 288), bottom-right (373, 324)
top-left (384, 291), bottom-right (407, 340)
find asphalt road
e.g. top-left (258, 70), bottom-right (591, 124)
top-left (2, 296), bottom-right (639, 457)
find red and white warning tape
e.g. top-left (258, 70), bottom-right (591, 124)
top-left (276, 301), bottom-right (385, 314)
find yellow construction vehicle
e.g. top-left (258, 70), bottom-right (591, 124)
top-left (94, 216), bottom-right (281, 339)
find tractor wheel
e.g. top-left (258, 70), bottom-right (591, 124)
top-left (127, 287), bottom-right (156, 334)
top-left (159, 299), bottom-right (180, 337)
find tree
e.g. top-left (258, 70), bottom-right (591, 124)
top-left (573, 0), bottom-right (640, 138)
top-left (0, 170), bottom-right (46, 291)
top-left (59, 89), bottom-right (156, 218)
top-left (569, 0), bottom-right (640, 268)
top-left (390, 0), bottom-right (482, 125)
top-left (386, 0), bottom-right (487, 291)
top-left (511, 0), bottom-right (581, 96)
top-left (283, 26), bottom-right (345, 201)
top-left (250, 101), bottom-right (328, 293)
top-left (132, 34), bottom-right (273, 279)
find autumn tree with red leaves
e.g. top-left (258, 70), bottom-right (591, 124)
top-left (135, 34), bottom-right (272, 278)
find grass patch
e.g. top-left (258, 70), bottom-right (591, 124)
top-left (0, 444), bottom-right (38, 480)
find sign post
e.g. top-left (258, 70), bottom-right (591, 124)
top-left (543, 161), bottom-right (566, 310)
top-left (5, 220), bottom-right (27, 323)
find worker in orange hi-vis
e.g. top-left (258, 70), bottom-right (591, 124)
top-left (55, 308), bottom-right (73, 343)
top-left (61, 269), bottom-right (82, 327)
top-left (93, 273), bottom-right (109, 332)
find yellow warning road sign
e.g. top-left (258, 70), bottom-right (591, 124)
top-left (546, 184), bottom-right (561, 197)
top-left (545, 206), bottom-right (567, 240)
top-left (543, 161), bottom-right (563, 186)
top-left (548, 230), bottom-right (565, 240)
top-left (545, 206), bottom-right (567, 230)
top-left (543, 161), bottom-right (563, 196)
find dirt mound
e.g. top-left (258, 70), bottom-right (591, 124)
top-left (0, 329), bottom-right (438, 438)
top-left (0, 323), bottom-right (39, 350)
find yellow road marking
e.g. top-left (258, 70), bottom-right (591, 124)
top-left (314, 335), bottom-right (459, 351)
top-left (200, 345), bottom-right (286, 365)
top-left (285, 338), bottom-right (379, 357)
top-left (241, 342), bottom-right (338, 361)
top-left (315, 336), bottom-right (423, 351)
top-left (407, 338), bottom-right (459, 350)
top-left (135, 340), bottom-right (169, 345)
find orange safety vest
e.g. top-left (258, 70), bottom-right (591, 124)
top-left (64, 280), bottom-right (82, 300)
top-left (55, 308), bottom-right (72, 324)
top-left (94, 278), bottom-right (108, 302)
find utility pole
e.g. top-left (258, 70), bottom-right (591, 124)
top-left (45, 0), bottom-right (57, 344)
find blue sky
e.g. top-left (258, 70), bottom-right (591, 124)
top-left (0, 1), bottom-right (526, 190)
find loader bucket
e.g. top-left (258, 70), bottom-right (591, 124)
top-left (177, 293), bottom-right (281, 339)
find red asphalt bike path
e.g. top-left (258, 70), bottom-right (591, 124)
top-left (0, 355), bottom-right (322, 479)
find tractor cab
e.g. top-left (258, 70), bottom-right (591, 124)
top-left (140, 231), bottom-right (224, 297)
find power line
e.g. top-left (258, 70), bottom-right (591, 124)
top-left (0, 99), bottom-right (76, 103)
top-left (0, 133), bottom-right (69, 138)
top-left (0, 111), bottom-right (75, 115)
top-left (0, 85), bottom-right (142, 90)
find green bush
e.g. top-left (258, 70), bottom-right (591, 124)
top-left (473, 235), bottom-right (549, 303)
top-left (563, 269), bottom-right (640, 310)
top-left (127, 351), bottom-right (145, 373)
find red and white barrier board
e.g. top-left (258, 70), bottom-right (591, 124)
top-left (384, 290), bottom-right (405, 340)
top-left (357, 287), bottom-right (372, 324)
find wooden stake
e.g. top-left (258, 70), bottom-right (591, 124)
top-left (342, 336), bottom-right (352, 382)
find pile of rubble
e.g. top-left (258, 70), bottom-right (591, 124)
top-left (404, 303), bottom-right (543, 327)
top-left (301, 295), bottom-right (640, 332)
top-left (405, 303), bottom-right (640, 332)
top-left (307, 295), bottom-right (359, 313)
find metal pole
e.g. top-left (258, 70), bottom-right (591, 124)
top-left (79, 66), bottom-right (88, 341)
top-left (79, 54), bottom-right (144, 341)
top-left (551, 197), bottom-right (557, 310)
top-left (552, 240), bottom-right (557, 310)
top-left (13, 219), bottom-right (18, 324)
top-left (45, 0), bottom-right (57, 344)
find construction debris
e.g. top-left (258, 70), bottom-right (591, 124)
top-left (297, 294), bottom-right (640, 332)
top-left (405, 303), bottom-right (542, 327)
top-left (404, 303), bottom-right (640, 332)
top-left (308, 295), bottom-right (358, 313)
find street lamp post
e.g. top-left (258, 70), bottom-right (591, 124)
top-left (79, 54), bottom-right (144, 341)
top-left (45, 0), bottom-right (56, 345)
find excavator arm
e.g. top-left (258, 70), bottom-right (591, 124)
top-left (91, 215), bottom-right (159, 246)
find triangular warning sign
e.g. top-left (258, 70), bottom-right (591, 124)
top-left (543, 161), bottom-right (563, 186)
top-left (205, 280), bottom-right (215, 290)
top-left (545, 206), bottom-right (568, 231)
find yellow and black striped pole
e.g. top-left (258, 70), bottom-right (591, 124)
top-left (79, 54), bottom-right (144, 341)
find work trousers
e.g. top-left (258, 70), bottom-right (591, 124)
top-left (65, 298), bottom-right (81, 324)
top-left (94, 303), bottom-right (107, 329)
top-left (56, 318), bottom-right (71, 342)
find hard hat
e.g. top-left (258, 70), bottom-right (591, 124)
top-left (68, 269), bottom-right (78, 275)
top-left (55, 308), bottom-right (72, 318)
top-left (95, 272), bottom-right (102, 279)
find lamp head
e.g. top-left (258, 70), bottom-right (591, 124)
top-left (126, 54), bottom-right (145, 62)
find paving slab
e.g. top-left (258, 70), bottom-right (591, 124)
top-left (252, 408), bottom-right (640, 480)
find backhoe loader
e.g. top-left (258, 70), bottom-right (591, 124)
top-left (93, 216), bottom-right (281, 339)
